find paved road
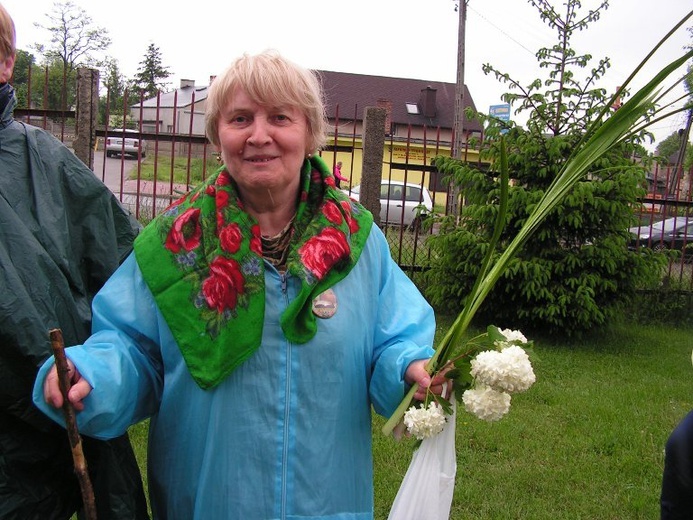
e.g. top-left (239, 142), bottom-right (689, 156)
top-left (92, 152), bottom-right (187, 217)
top-left (92, 151), bottom-right (137, 197)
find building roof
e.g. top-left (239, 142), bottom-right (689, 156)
top-left (133, 70), bottom-right (483, 133)
top-left (135, 84), bottom-right (209, 109)
top-left (318, 70), bottom-right (482, 133)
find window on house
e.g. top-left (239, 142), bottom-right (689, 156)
top-left (405, 103), bottom-right (419, 115)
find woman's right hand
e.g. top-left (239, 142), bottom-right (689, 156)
top-left (43, 360), bottom-right (93, 412)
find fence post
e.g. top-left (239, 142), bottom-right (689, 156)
top-left (361, 106), bottom-right (387, 226)
top-left (73, 68), bottom-right (99, 169)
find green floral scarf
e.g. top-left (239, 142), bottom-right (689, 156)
top-left (133, 156), bottom-right (373, 389)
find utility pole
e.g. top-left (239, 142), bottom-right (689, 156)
top-left (453, 0), bottom-right (467, 159)
top-left (668, 109), bottom-right (692, 201)
top-left (449, 0), bottom-right (467, 217)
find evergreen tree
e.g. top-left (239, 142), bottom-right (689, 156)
top-left (131, 43), bottom-right (171, 100)
top-left (483, 0), bottom-right (615, 137)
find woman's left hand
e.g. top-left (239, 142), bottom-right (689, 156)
top-left (405, 359), bottom-right (452, 401)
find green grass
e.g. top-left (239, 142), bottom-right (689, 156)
top-left (124, 318), bottom-right (692, 519)
top-left (375, 318), bottom-right (693, 519)
top-left (131, 155), bottom-right (214, 185)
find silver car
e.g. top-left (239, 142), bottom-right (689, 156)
top-left (629, 216), bottom-right (693, 252)
top-left (343, 180), bottom-right (433, 227)
top-left (105, 129), bottom-right (147, 159)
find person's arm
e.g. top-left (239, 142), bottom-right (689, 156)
top-left (365, 227), bottom-right (438, 418)
top-left (33, 254), bottom-right (164, 440)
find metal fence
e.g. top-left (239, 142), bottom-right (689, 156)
top-left (631, 165), bottom-right (693, 291)
top-left (11, 65), bottom-right (693, 293)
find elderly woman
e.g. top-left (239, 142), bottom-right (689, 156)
top-left (34, 51), bottom-right (442, 519)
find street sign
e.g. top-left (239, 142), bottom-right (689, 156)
top-left (489, 103), bottom-right (511, 134)
top-left (489, 103), bottom-right (511, 122)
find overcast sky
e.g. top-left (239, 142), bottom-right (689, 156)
top-left (4, 0), bottom-right (692, 148)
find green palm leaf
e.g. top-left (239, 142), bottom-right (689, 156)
top-left (382, 11), bottom-right (693, 437)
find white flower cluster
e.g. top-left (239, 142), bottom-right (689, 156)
top-left (403, 401), bottom-right (447, 440)
top-left (495, 328), bottom-right (528, 345)
top-left (461, 385), bottom-right (511, 421)
top-left (463, 329), bottom-right (535, 422)
top-left (470, 345), bottom-right (536, 393)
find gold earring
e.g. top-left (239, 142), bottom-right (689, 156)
top-left (214, 153), bottom-right (222, 164)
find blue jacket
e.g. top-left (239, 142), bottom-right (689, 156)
top-left (34, 225), bottom-right (435, 520)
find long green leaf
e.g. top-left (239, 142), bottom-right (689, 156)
top-left (382, 12), bottom-right (693, 437)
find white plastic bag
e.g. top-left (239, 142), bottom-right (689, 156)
top-left (387, 398), bottom-right (457, 520)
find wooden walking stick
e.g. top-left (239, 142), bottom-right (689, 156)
top-left (49, 328), bottom-right (98, 520)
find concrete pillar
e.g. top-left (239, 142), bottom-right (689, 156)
top-left (361, 106), bottom-right (387, 227)
top-left (74, 68), bottom-right (99, 169)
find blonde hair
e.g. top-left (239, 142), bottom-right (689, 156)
top-left (205, 50), bottom-right (327, 153)
top-left (0, 3), bottom-right (16, 62)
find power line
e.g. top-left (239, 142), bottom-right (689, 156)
top-left (466, 4), bottom-right (537, 57)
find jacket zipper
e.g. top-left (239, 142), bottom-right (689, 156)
top-left (280, 271), bottom-right (290, 520)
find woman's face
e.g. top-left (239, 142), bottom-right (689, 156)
top-left (217, 87), bottom-right (310, 199)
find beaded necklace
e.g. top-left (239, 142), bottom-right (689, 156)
top-left (261, 215), bottom-right (296, 272)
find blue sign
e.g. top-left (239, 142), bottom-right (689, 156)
top-left (489, 103), bottom-right (511, 133)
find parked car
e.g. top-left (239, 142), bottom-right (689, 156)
top-left (342, 180), bottom-right (433, 227)
top-left (628, 216), bottom-right (693, 251)
top-left (105, 128), bottom-right (147, 158)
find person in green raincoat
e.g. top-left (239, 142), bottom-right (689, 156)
top-left (0, 4), bottom-right (149, 518)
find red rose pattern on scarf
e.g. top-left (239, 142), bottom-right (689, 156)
top-left (298, 227), bottom-right (350, 280)
top-left (165, 208), bottom-right (202, 253)
top-left (202, 256), bottom-right (245, 313)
